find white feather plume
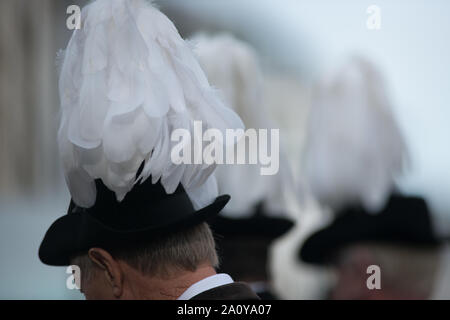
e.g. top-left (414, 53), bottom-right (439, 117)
top-left (192, 33), bottom-right (294, 218)
top-left (58, 0), bottom-right (244, 209)
top-left (303, 57), bottom-right (408, 213)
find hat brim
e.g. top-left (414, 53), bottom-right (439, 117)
top-left (210, 215), bottom-right (294, 239)
top-left (299, 223), bottom-right (439, 265)
top-left (39, 195), bottom-right (230, 266)
top-left (299, 196), bottom-right (440, 265)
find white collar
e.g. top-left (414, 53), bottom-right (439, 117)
top-left (177, 273), bottom-right (234, 300)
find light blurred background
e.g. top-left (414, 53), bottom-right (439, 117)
top-left (0, 0), bottom-right (449, 299)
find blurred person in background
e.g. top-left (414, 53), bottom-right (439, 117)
top-left (299, 194), bottom-right (446, 299)
top-left (297, 56), bottom-right (448, 299)
top-left (192, 34), bottom-right (295, 299)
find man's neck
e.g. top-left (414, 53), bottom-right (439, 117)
top-left (122, 263), bottom-right (217, 300)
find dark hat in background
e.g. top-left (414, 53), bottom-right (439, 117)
top-left (209, 202), bottom-right (294, 282)
top-left (210, 202), bottom-right (294, 239)
top-left (299, 195), bottom-right (441, 265)
top-left (39, 177), bottom-right (229, 266)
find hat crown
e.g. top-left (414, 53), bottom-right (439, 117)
top-left (69, 178), bottom-right (195, 231)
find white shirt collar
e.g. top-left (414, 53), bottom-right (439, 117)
top-left (177, 273), bottom-right (234, 300)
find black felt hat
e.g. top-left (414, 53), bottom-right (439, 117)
top-left (39, 177), bottom-right (230, 266)
top-left (209, 201), bottom-right (294, 239)
top-left (208, 202), bottom-right (294, 281)
top-left (299, 195), bottom-right (440, 265)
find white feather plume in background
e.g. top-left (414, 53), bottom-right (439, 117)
top-left (192, 33), bottom-right (295, 218)
top-left (303, 57), bottom-right (408, 213)
top-left (58, 0), bottom-right (243, 209)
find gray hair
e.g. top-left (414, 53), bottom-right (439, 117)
top-left (71, 222), bottom-right (219, 282)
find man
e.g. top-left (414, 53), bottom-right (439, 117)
top-left (296, 57), bottom-right (443, 299)
top-left (40, 177), bottom-right (259, 300)
top-left (299, 194), bottom-right (445, 299)
top-left (192, 34), bottom-right (294, 298)
top-left (39, 0), bottom-right (258, 300)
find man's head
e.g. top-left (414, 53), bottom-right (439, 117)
top-left (330, 243), bottom-right (441, 300)
top-left (299, 195), bottom-right (442, 299)
top-left (71, 222), bottom-right (219, 300)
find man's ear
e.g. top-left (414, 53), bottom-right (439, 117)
top-left (88, 248), bottom-right (123, 298)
